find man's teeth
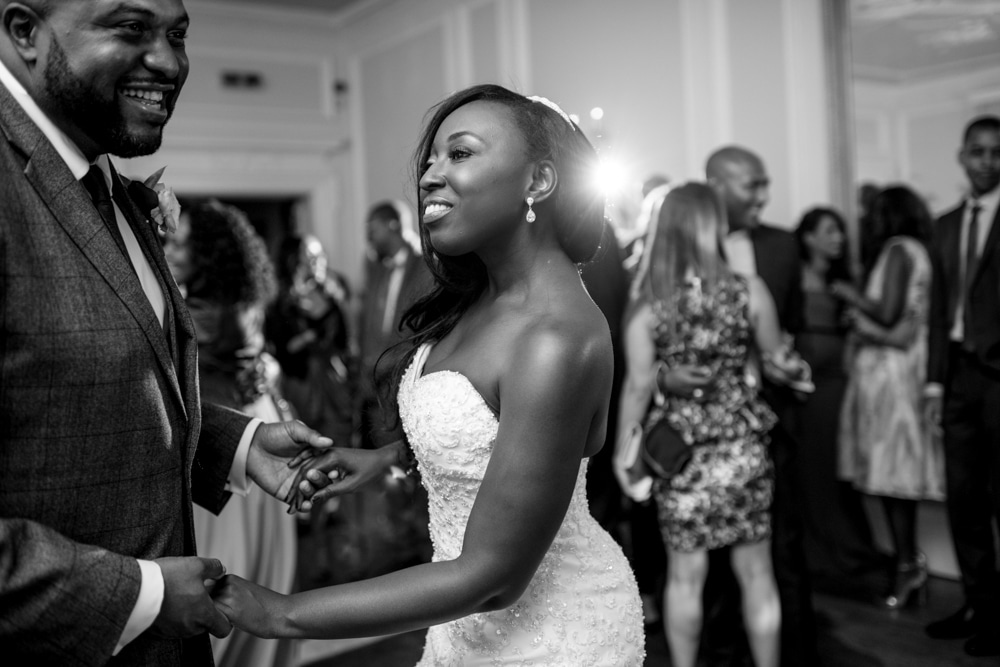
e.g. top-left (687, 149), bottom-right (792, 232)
top-left (122, 89), bottom-right (164, 103)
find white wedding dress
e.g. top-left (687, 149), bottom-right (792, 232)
top-left (399, 343), bottom-right (645, 667)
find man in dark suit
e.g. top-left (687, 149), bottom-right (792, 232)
top-left (923, 115), bottom-right (1000, 658)
top-left (0, 1), bottom-right (331, 665)
top-left (694, 145), bottom-right (816, 666)
top-left (358, 199), bottom-right (433, 446)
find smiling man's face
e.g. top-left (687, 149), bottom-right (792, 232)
top-left (27, 0), bottom-right (190, 159)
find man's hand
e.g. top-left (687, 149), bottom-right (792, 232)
top-left (247, 421), bottom-right (334, 502)
top-left (286, 443), bottom-right (402, 512)
top-left (152, 557), bottom-right (232, 638)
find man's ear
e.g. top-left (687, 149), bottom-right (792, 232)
top-left (527, 160), bottom-right (557, 204)
top-left (3, 3), bottom-right (43, 64)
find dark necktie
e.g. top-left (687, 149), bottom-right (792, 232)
top-left (962, 203), bottom-right (981, 351)
top-left (83, 165), bottom-right (178, 362)
top-left (81, 165), bottom-right (129, 258)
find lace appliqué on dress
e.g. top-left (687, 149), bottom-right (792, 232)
top-left (398, 344), bottom-right (645, 666)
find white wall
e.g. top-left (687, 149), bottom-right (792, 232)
top-left (121, 0), bottom-right (836, 283)
top-left (854, 65), bottom-right (1000, 215)
top-left (120, 0), bottom-right (361, 279)
top-left (333, 0), bottom-right (835, 259)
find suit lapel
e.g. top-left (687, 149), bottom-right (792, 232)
top-left (0, 86), bottom-right (189, 418)
top-left (971, 205), bottom-right (1000, 287)
top-left (110, 166), bottom-right (199, 419)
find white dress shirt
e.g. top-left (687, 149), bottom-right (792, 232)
top-left (0, 58), bottom-right (259, 654)
top-left (381, 247), bottom-right (409, 336)
top-left (724, 228), bottom-right (758, 278)
top-left (950, 185), bottom-right (999, 342)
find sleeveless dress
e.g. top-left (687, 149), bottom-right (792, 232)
top-left (398, 343), bottom-right (645, 667)
top-left (838, 236), bottom-right (945, 500)
top-left (647, 276), bottom-right (777, 553)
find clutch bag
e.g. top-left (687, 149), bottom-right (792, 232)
top-left (641, 417), bottom-right (693, 480)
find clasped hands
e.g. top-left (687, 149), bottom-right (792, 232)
top-left (152, 422), bottom-right (394, 639)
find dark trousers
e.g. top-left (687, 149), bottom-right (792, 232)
top-left (701, 420), bottom-right (818, 666)
top-left (942, 347), bottom-right (1000, 621)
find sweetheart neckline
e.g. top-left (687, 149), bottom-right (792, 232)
top-left (410, 347), bottom-right (500, 421)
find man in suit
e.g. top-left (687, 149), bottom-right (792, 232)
top-left (0, 1), bottom-right (331, 664)
top-left (358, 199), bottom-right (432, 447)
top-left (923, 115), bottom-right (1000, 658)
top-left (692, 145), bottom-right (816, 666)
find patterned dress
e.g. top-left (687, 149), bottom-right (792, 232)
top-left (399, 343), bottom-right (645, 666)
top-left (838, 236), bottom-right (945, 500)
top-left (648, 276), bottom-right (777, 552)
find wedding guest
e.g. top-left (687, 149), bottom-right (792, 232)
top-left (212, 84), bottom-right (645, 665)
top-left (792, 208), bottom-right (880, 586)
top-left (834, 185), bottom-right (944, 609)
top-left (700, 145), bottom-right (817, 666)
top-left (618, 183), bottom-right (792, 667)
top-left (164, 201), bottom-right (299, 667)
top-left (0, 1), bottom-right (330, 664)
top-left (923, 115), bottom-right (1000, 657)
top-left (357, 199), bottom-right (433, 447)
top-left (268, 234), bottom-right (356, 445)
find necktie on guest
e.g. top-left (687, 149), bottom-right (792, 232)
top-left (962, 202), bottom-right (981, 352)
top-left (81, 165), bottom-right (130, 259)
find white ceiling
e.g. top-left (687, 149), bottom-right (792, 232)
top-left (851, 0), bottom-right (1000, 81)
top-left (204, 0), bottom-right (998, 83)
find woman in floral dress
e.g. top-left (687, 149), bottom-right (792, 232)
top-left (618, 183), bottom-right (801, 667)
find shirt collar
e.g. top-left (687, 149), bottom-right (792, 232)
top-left (968, 184), bottom-right (999, 212)
top-left (0, 56), bottom-right (94, 180)
top-left (385, 247), bottom-right (408, 268)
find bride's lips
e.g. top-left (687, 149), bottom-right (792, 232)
top-left (422, 200), bottom-right (453, 224)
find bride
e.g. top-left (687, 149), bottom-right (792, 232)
top-left (211, 84), bottom-right (645, 666)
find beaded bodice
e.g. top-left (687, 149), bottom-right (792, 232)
top-left (398, 343), bottom-right (644, 666)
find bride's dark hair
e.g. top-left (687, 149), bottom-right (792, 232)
top-left (372, 84), bottom-right (604, 430)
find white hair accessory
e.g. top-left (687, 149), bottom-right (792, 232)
top-left (527, 95), bottom-right (576, 130)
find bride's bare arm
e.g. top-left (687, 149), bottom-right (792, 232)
top-left (212, 323), bottom-right (611, 639)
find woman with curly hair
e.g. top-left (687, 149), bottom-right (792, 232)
top-left (164, 200), bottom-right (297, 667)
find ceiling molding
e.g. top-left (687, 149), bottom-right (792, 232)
top-left (854, 50), bottom-right (1000, 83)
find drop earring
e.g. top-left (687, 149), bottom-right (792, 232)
top-left (525, 197), bottom-right (536, 224)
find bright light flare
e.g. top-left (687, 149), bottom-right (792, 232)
top-left (590, 107), bottom-right (604, 121)
top-left (592, 157), bottom-right (628, 198)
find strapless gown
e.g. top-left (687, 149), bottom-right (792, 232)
top-left (399, 343), bottom-right (645, 666)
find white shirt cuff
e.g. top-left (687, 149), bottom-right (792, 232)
top-left (113, 559), bottom-right (164, 655)
top-left (227, 418), bottom-right (262, 496)
top-left (923, 383), bottom-right (944, 398)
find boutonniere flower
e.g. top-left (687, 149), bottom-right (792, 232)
top-left (129, 166), bottom-right (180, 235)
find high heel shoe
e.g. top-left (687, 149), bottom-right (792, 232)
top-left (882, 553), bottom-right (928, 610)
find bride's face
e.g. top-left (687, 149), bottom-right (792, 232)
top-left (418, 101), bottom-right (535, 257)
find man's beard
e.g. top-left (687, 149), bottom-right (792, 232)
top-left (43, 37), bottom-right (173, 158)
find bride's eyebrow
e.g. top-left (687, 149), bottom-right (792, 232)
top-left (446, 131), bottom-right (484, 143)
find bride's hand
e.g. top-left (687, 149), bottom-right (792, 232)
top-left (211, 575), bottom-right (288, 639)
top-left (286, 443), bottom-right (404, 512)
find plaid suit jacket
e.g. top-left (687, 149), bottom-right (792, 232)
top-left (0, 84), bottom-right (250, 666)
